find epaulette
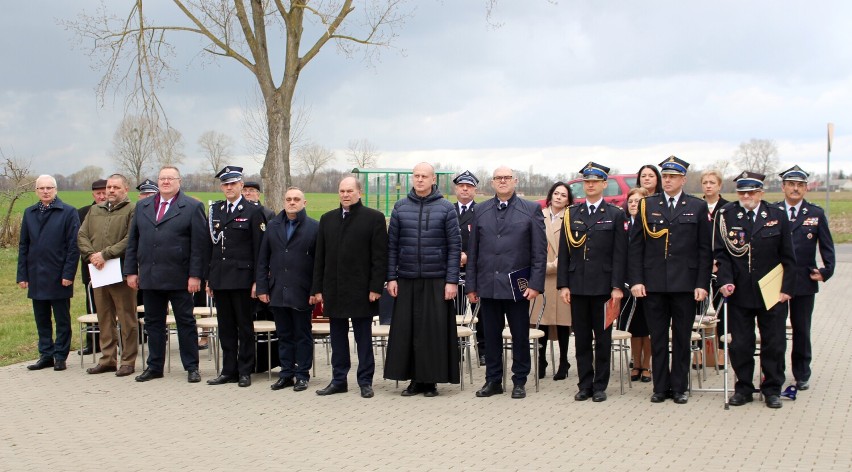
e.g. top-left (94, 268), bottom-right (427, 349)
top-left (606, 202), bottom-right (625, 212)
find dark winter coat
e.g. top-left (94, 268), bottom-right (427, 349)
top-left (311, 200), bottom-right (388, 318)
top-left (387, 186), bottom-right (461, 283)
top-left (256, 209), bottom-right (319, 310)
top-left (17, 197), bottom-right (80, 300)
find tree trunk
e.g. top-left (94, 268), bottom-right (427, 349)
top-left (261, 91), bottom-right (293, 211)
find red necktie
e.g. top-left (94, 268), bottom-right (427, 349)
top-left (156, 201), bottom-right (168, 222)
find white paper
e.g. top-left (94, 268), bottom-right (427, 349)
top-left (88, 258), bottom-right (124, 288)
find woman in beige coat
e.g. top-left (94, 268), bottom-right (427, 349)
top-left (536, 182), bottom-right (573, 380)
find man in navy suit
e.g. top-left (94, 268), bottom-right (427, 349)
top-left (453, 170), bottom-right (484, 364)
top-left (466, 166), bottom-right (547, 399)
top-left (125, 166), bottom-right (210, 383)
top-left (257, 187), bottom-right (319, 393)
top-left (775, 165), bottom-right (835, 391)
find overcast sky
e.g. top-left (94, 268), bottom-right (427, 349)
top-left (1, 0), bottom-right (850, 185)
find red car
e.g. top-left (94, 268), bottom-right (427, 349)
top-left (538, 174), bottom-right (637, 208)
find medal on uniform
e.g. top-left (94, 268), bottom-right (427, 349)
top-left (737, 212), bottom-right (743, 219)
top-left (807, 233), bottom-right (813, 239)
top-left (760, 210), bottom-right (767, 218)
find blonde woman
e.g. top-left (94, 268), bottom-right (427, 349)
top-left (623, 187), bottom-right (652, 382)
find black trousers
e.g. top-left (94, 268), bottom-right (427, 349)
top-left (571, 294), bottom-right (612, 392)
top-left (271, 306), bottom-right (313, 381)
top-left (789, 294), bottom-right (815, 383)
top-left (143, 290), bottom-right (199, 372)
top-left (729, 302), bottom-right (788, 396)
top-left (32, 299), bottom-right (71, 361)
top-left (329, 317), bottom-right (374, 387)
top-left (214, 288), bottom-right (257, 377)
top-left (645, 292), bottom-right (695, 394)
top-left (481, 298), bottom-right (531, 385)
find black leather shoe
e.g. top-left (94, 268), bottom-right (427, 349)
top-left (401, 382), bottom-right (423, 397)
top-left (360, 385), bottom-right (374, 398)
top-left (423, 385), bottom-right (439, 397)
top-left (728, 392), bottom-right (754, 406)
top-left (53, 359), bottom-right (67, 371)
top-left (27, 357), bottom-right (54, 370)
top-left (538, 360), bottom-right (548, 379)
top-left (650, 392), bottom-right (668, 403)
top-left (511, 384), bottom-right (526, 399)
top-left (475, 382), bottom-right (504, 397)
top-left (672, 392), bottom-right (689, 404)
top-left (796, 380), bottom-right (810, 391)
top-left (316, 382), bottom-right (348, 396)
top-left (553, 362), bottom-right (570, 381)
top-left (592, 391), bottom-right (607, 402)
top-left (294, 379), bottom-right (309, 392)
top-left (574, 389), bottom-right (593, 401)
top-left (207, 374), bottom-right (237, 385)
top-left (78, 346), bottom-right (94, 356)
top-left (271, 377), bottom-right (295, 391)
top-left (187, 370), bottom-right (201, 383)
top-left (764, 394), bottom-right (783, 409)
top-left (135, 368), bottom-right (164, 382)
top-left (238, 375), bottom-right (251, 387)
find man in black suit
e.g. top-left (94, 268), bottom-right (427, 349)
top-left (453, 170), bottom-right (484, 365)
top-left (775, 165), bottom-right (835, 391)
top-left (467, 166), bottom-right (547, 399)
top-left (125, 166), bottom-right (210, 383)
top-left (629, 156), bottom-right (712, 405)
top-left (312, 176), bottom-right (388, 399)
top-left (558, 163), bottom-right (628, 403)
top-left (715, 172), bottom-right (796, 408)
top-left (257, 187), bottom-right (318, 392)
top-left (77, 179), bottom-right (107, 356)
top-left (205, 166), bottom-right (266, 388)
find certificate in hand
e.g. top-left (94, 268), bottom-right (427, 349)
top-left (758, 264), bottom-right (784, 311)
top-left (88, 258), bottom-right (124, 288)
top-left (604, 297), bottom-right (621, 330)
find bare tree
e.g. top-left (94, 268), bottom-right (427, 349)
top-left (295, 143), bottom-right (336, 191)
top-left (733, 139), bottom-right (780, 176)
top-left (347, 138), bottom-right (380, 169)
top-left (155, 127), bottom-right (186, 168)
top-left (69, 165), bottom-right (105, 189)
top-left (65, 1), bottom-right (411, 207)
top-left (242, 85), bottom-right (311, 164)
top-left (111, 115), bottom-right (157, 185)
top-left (0, 149), bottom-right (34, 247)
top-left (198, 130), bottom-right (235, 175)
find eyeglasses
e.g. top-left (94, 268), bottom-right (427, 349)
top-left (492, 176), bottom-right (514, 182)
top-left (158, 177), bottom-right (180, 182)
top-left (36, 186), bottom-right (56, 191)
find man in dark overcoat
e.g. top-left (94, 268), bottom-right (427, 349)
top-left (257, 187), bottom-right (319, 392)
top-left (311, 176), bottom-right (388, 398)
top-left (628, 156), bottom-right (712, 405)
top-left (466, 166), bottom-right (547, 400)
top-left (205, 166), bottom-right (266, 388)
top-left (715, 172), bottom-right (796, 408)
top-left (124, 165), bottom-right (210, 383)
top-left (454, 170), bottom-right (484, 364)
top-left (17, 175), bottom-right (80, 371)
top-left (774, 165), bottom-right (835, 391)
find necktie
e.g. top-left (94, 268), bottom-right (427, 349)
top-left (227, 202), bottom-right (234, 214)
top-left (747, 210), bottom-right (755, 222)
top-left (668, 197), bottom-right (676, 216)
top-left (498, 202), bottom-right (507, 211)
top-left (156, 201), bottom-right (168, 222)
top-left (342, 210), bottom-right (348, 219)
top-left (460, 204), bottom-right (466, 216)
top-left (790, 206), bottom-right (796, 221)
top-left (286, 221), bottom-right (295, 241)
top-left (589, 204), bottom-right (596, 214)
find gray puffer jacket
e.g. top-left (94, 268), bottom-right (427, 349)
top-left (387, 186), bottom-right (461, 282)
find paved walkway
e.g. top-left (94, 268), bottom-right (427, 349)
top-left (2, 247), bottom-right (851, 471)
